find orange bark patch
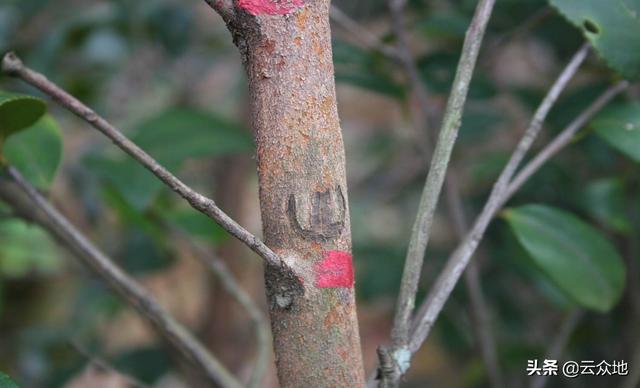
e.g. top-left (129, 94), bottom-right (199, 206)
top-left (311, 32), bottom-right (324, 55)
top-left (262, 39), bottom-right (276, 55)
top-left (324, 306), bottom-right (340, 327)
top-left (296, 7), bottom-right (310, 29)
top-left (321, 96), bottom-right (333, 116)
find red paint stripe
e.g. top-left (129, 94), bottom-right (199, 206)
top-left (237, 0), bottom-right (304, 15)
top-left (314, 250), bottom-right (354, 288)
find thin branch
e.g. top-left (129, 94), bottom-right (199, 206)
top-left (530, 309), bottom-right (583, 388)
top-left (203, 0), bottom-right (237, 25)
top-left (343, 1), bottom-right (502, 383)
top-left (329, 5), bottom-right (400, 59)
top-left (0, 166), bottom-right (243, 388)
top-left (387, 0), bottom-right (435, 151)
top-left (1, 52), bottom-right (283, 270)
top-left (69, 338), bottom-right (150, 388)
top-left (169, 226), bottom-right (271, 388)
top-left (505, 80), bottom-right (630, 198)
top-left (409, 46), bottom-right (620, 357)
top-left (386, 1), bottom-right (496, 383)
top-left (445, 175), bottom-right (503, 388)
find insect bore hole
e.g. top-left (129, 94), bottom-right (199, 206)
top-left (583, 19), bottom-right (600, 34)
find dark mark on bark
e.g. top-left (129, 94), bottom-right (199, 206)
top-left (265, 263), bottom-right (305, 310)
top-left (287, 185), bottom-right (346, 241)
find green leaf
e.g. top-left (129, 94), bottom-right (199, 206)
top-left (0, 219), bottom-right (63, 278)
top-left (0, 91), bottom-right (47, 151)
top-left (418, 51), bottom-right (497, 98)
top-left (112, 346), bottom-right (171, 384)
top-left (0, 372), bottom-right (20, 388)
top-left (87, 156), bottom-right (162, 210)
top-left (3, 115), bottom-right (63, 188)
top-left (548, 0), bottom-right (640, 80)
top-left (132, 108), bottom-right (252, 165)
top-left (144, 3), bottom-right (194, 56)
top-left (591, 102), bottom-right (640, 162)
top-left (418, 12), bottom-right (469, 40)
top-left (88, 108), bottom-right (253, 209)
top-left (503, 204), bottom-right (626, 312)
top-left (335, 71), bottom-right (404, 97)
top-left (165, 208), bottom-right (228, 243)
top-left (117, 229), bottom-right (174, 274)
top-left (333, 40), bottom-right (403, 98)
top-left (582, 178), bottom-right (631, 234)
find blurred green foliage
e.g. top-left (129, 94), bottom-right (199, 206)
top-left (550, 0), bottom-right (640, 80)
top-left (504, 205), bottom-right (626, 312)
top-left (0, 92), bottom-right (46, 149)
top-left (593, 102), bottom-right (640, 162)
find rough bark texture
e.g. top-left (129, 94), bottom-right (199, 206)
top-left (221, 1), bottom-right (366, 386)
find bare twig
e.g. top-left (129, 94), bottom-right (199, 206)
top-left (1, 52), bottom-right (283, 270)
top-left (445, 175), bottom-right (503, 388)
top-left (530, 309), bottom-right (583, 388)
top-left (409, 47), bottom-right (622, 357)
top-left (341, 1), bottom-right (503, 383)
top-left (69, 338), bottom-right (150, 388)
top-left (385, 1), bottom-right (496, 384)
top-left (203, 0), bottom-right (237, 25)
top-left (387, 0), bottom-right (435, 151)
top-left (169, 226), bottom-right (271, 388)
top-left (505, 80), bottom-right (630, 198)
top-left (329, 5), bottom-right (400, 59)
top-left (0, 166), bottom-right (243, 388)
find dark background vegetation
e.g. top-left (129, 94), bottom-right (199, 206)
top-left (0, 0), bottom-right (638, 387)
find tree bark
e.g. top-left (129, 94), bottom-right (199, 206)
top-left (216, 1), bottom-right (365, 386)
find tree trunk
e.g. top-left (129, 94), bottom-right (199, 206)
top-left (218, 0), bottom-right (366, 386)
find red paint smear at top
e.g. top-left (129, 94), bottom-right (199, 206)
top-left (237, 0), bottom-right (304, 15)
top-left (314, 250), bottom-right (354, 288)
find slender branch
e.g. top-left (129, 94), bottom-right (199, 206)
top-left (387, 0), bottom-right (435, 151)
top-left (342, 1), bottom-right (502, 383)
top-left (169, 226), bottom-right (271, 388)
top-left (329, 5), bottom-right (400, 59)
top-left (386, 1), bottom-right (496, 383)
top-left (69, 338), bottom-right (150, 388)
top-left (531, 309), bottom-right (584, 388)
top-left (1, 52), bottom-right (283, 270)
top-left (445, 175), bottom-right (503, 388)
top-left (530, 309), bottom-right (583, 388)
top-left (409, 46), bottom-right (618, 356)
top-left (505, 80), bottom-right (630, 198)
top-left (203, 0), bottom-right (237, 25)
top-left (0, 166), bottom-right (243, 388)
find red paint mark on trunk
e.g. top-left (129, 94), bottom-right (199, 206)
top-left (315, 250), bottom-right (354, 288)
top-left (238, 0), bottom-right (304, 15)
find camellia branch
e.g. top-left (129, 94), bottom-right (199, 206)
top-left (1, 52), bottom-right (284, 270)
top-left (409, 49), bottom-right (628, 357)
top-left (335, 3), bottom-right (504, 384)
top-left (386, 1), bottom-right (496, 384)
top-left (505, 80), bottom-right (630, 198)
top-left (444, 174), bottom-right (503, 388)
top-left (69, 338), bottom-right (150, 388)
top-left (531, 309), bottom-right (584, 388)
top-left (169, 226), bottom-right (271, 388)
top-left (0, 166), bottom-right (243, 388)
top-left (387, 0), bottom-right (435, 151)
top-left (329, 5), bottom-right (400, 59)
